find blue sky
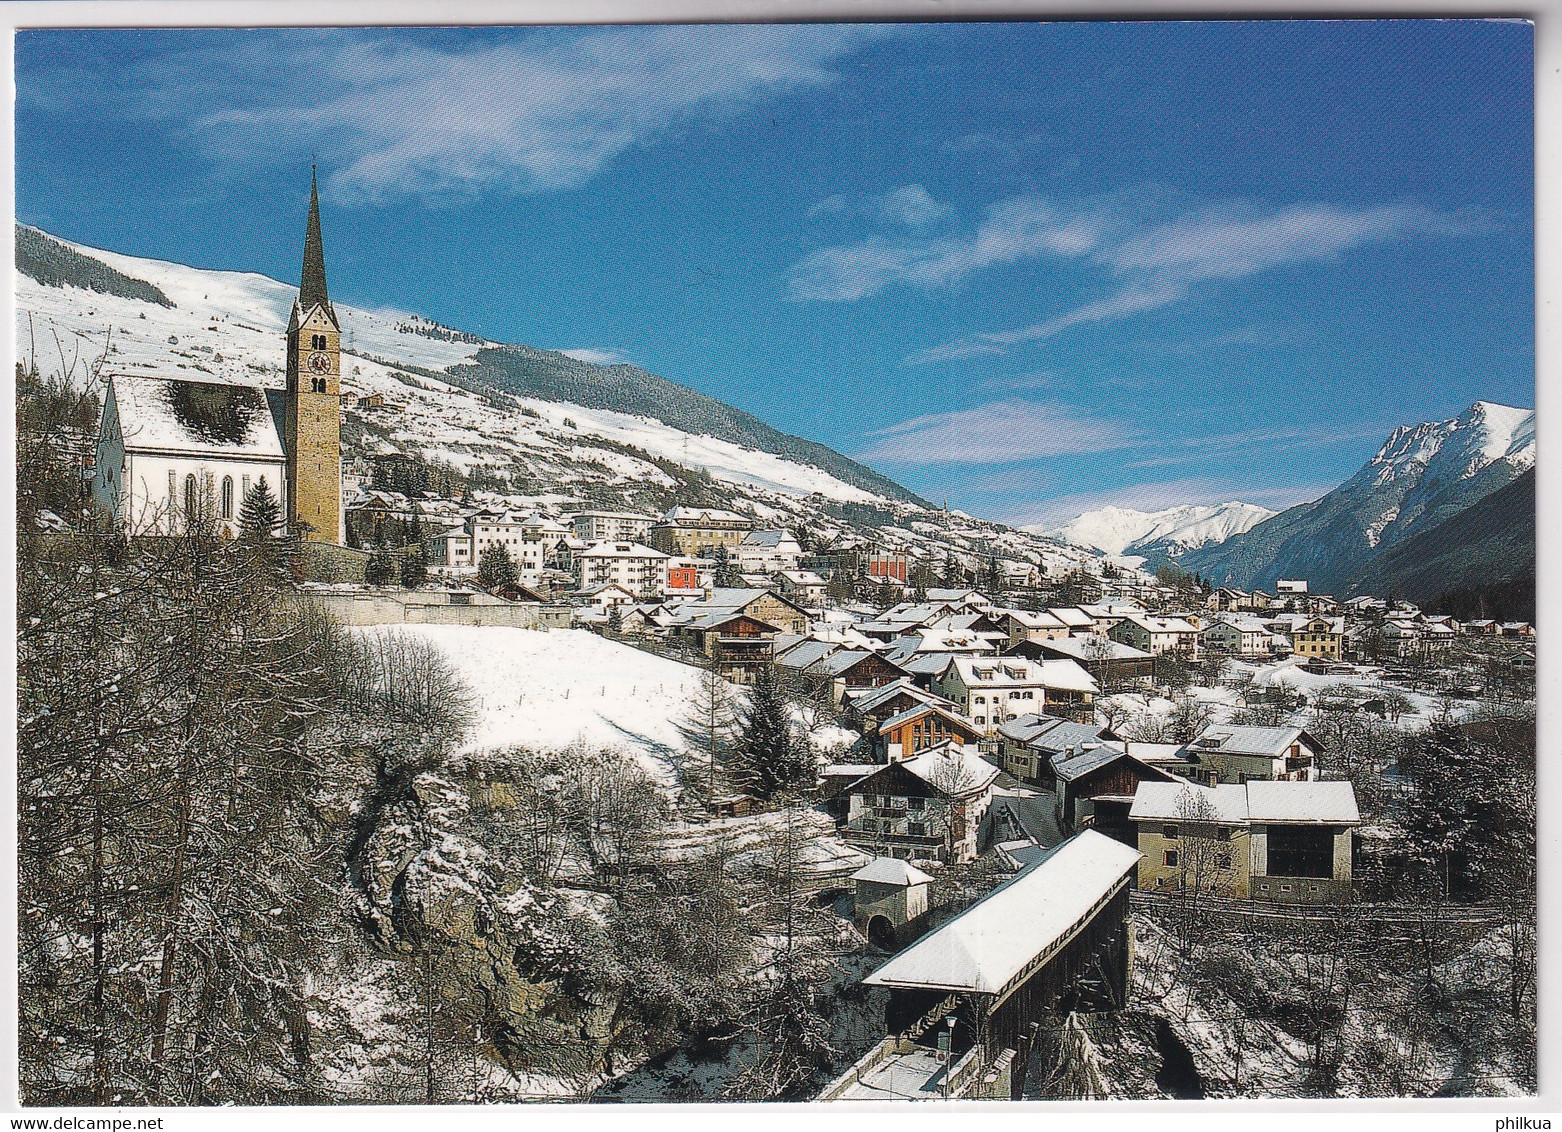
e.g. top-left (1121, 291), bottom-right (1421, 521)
top-left (16, 20), bottom-right (1533, 525)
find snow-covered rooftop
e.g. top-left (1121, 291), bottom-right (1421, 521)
top-left (1245, 780), bottom-right (1361, 825)
top-left (1130, 780), bottom-right (1360, 825)
top-left (862, 830), bottom-right (1140, 996)
top-left (851, 858), bottom-right (934, 887)
top-left (110, 373), bottom-right (286, 460)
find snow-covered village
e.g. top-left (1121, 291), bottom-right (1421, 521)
top-left (14, 18), bottom-right (1537, 1114)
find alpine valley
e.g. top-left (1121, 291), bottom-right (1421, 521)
top-left (15, 222), bottom-right (1534, 615)
top-left (14, 223), bottom-right (1094, 579)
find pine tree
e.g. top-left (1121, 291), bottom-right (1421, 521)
top-left (363, 544), bottom-right (394, 586)
top-left (712, 545), bottom-right (741, 588)
top-left (476, 543), bottom-right (518, 591)
top-left (400, 546), bottom-right (429, 589)
top-left (237, 477), bottom-right (280, 539)
top-left (606, 604), bottom-right (622, 633)
top-left (675, 668), bottom-right (739, 806)
top-left (980, 554), bottom-right (1003, 599)
top-left (736, 666), bottom-right (811, 799)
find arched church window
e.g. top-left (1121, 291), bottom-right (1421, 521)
top-left (221, 476), bottom-right (235, 520)
top-left (183, 473), bottom-right (199, 529)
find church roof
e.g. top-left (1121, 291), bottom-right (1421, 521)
top-left (110, 374), bottom-right (286, 460)
top-left (296, 168), bottom-right (336, 325)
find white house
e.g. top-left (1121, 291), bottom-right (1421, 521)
top-left (569, 510), bottom-right (657, 543)
top-left (575, 540), bottom-right (670, 597)
top-left (93, 373), bottom-right (289, 538)
top-left (775, 569), bottom-right (828, 606)
top-left (1003, 608), bottom-right (1071, 644)
top-left (429, 523), bottom-right (473, 568)
top-left (932, 655), bottom-right (1098, 733)
top-left (736, 529), bottom-right (803, 573)
top-left (1201, 614), bottom-right (1280, 657)
top-left (1108, 614), bottom-right (1201, 657)
top-left (514, 514), bottom-right (572, 580)
top-left (471, 512), bottom-right (530, 562)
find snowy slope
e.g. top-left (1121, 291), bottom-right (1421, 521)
top-left (15, 225), bottom-right (884, 504)
top-left (1035, 502), bottom-right (1275, 557)
top-left (374, 625), bottom-right (704, 786)
top-left (18, 224), bottom-right (1098, 579)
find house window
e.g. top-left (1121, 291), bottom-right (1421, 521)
top-left (1163, 824), bottom-right (1179, 840)
top-left (1164, 850), bottom-right (1179, 867)
top-left (1217, 828), bottom-right (1231, 841)
top-left (908, 797), bottom-right (924, 811)
top-left (908, 822), bottom-right (926, 837)
top-left (1267, 826), bottom-right (1335, 879)
top-left (1217, 851), bottom-right (1233, 870)
top-left (220, 476), bottom-right (235, 520)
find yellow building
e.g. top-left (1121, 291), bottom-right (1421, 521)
top-left (1130, 780), bottom-right (1359, 905)
top-left (1290, 615), bottom-right (1344, 660)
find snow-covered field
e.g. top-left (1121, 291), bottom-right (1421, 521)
top-left (373, 624), bottom-right (706, 785)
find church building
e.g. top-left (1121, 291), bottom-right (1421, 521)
top-left (92, 171), bottom-right (343, 543)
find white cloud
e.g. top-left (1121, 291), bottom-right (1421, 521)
top-left (805, 184), bottom-right (949, 228)
top-left (873, 185), bottom-right (949, 227)
top-left (855, 399), bottom-right (1137, 466)
top-left (805, 194), bottom-right (850, 219)
top-left (904, 199), bottom-right (1481, 363)
top-left (787, 195), bottom-right (1106, 301)
top-left (785, 184), bottom-right (1478, 358)
top-left (557, 347), bottom-right (630, 366)
top-left (114, 26), bottom-right (892, 203)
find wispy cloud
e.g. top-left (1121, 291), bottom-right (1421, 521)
top-left (557, 347), bottom-right (630, 366)
top-left (56, 26), bottom-right (890, 203)
top-left (1122, 421), bottom-right (1397, 469)
top-left (787, 195), bottom-right (1108, 302)
top-left (855, 399), bottom-right (1139, 466)
top-left (806, 184), bottom-right (951, 228)
top-left (907, 200), bottom-right (1482, 362)
top-left (785, 185), bottom-right (1481, 357)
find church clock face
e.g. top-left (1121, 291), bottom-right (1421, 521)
top-left (308, 351), bottom-right (331, 375)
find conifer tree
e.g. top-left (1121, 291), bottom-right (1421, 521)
top-left (237, 477), bottom-right (280, 539)
top-left (400, 546), bottom-right (429, 589)
top-left (736, 666), bottom-right (811, 798)
top-left (363, 543), bottom-right (394, 586)
top-left (476, 543), bottom-right (518, 591)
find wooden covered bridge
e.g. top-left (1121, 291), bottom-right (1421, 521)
top-left (819, 830), bottom-right (1142, 1101)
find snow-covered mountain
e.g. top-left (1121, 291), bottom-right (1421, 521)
top-left (1179, 400), bottom-right (1537, 594)
top-left (16, 224), bottom-right (1096, 578)
top-left (1033, 501), bottom-right (1275, 558)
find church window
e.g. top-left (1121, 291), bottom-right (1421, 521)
top-left (242, 475), bottom-right (251, 500)
top-left (183, 474), bottom-right (199, 529)
top-left (221, 477), bottom-right (234, 519)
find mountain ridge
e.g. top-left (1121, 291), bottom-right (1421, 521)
top-left (1033, 500), bottom-right (1276, 558)
top-left (1178, 400), bottom-right (1536, 595)
top-left (13, 223), bottom-right (927, 507)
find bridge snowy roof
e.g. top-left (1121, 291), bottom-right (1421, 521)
top-left (862, 829), bottom-right (1140, 996)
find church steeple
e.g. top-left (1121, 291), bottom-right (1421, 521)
top-left (284, 166), bottom-right (342, 545)
top-left (298, 166), bottom-right (334, 320)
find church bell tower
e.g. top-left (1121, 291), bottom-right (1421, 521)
top-left (284, 168), bottom-right (342, 544)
